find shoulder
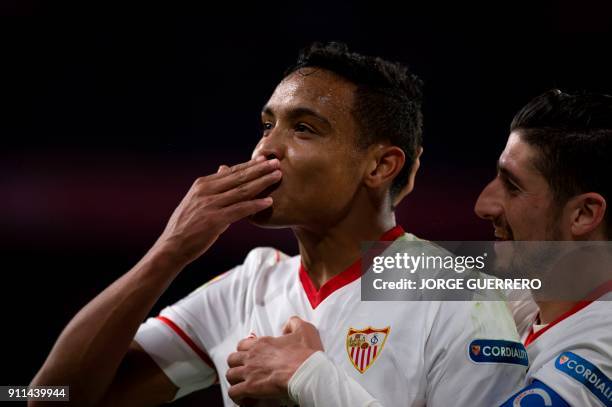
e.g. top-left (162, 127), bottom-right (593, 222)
top-left (531, 350), bottom-right (612, 407)
top-left (181, 247), bottom-right (294, 304)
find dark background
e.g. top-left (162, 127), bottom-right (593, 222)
top-left (2, 2), bottom-right (612, 405)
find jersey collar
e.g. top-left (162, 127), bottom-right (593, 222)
top-left (299, 225), bottom-right (405, 309)
top-left (524, 280), bottom-right (612, 347)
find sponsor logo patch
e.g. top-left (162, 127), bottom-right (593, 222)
top-left (468, 339), bottom-right (528, 366)
top-left (346, 326), bottom-right (390, 374)
top-left (555, 351), bottom-right (612, 406)
top-left (500, 380), bottom-right (568, 407)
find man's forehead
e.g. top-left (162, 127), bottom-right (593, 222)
top-left (499, 132), bottom-right (539, 173)
top-left (264, 69), bottom-right (355, 115)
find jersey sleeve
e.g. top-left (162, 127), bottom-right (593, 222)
top-left (530, 349), bottom-right (612, 407)
top-left (134, 247), bottom-right (283, 400)
top-left (499, 380), bottom-right (570, 406)
top-left (425, 300), bottom-right (528, 406)
top-left (288, 351), bottom-right (383, 407)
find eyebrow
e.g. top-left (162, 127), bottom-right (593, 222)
top-left (497, 160), bottom-right (525, 189)
top-left (262, 105), bottom-right (332, 129)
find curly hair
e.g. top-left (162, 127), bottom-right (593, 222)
top-left (285, 42), bottom-right (424, 198)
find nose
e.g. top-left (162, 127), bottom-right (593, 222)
top-left (474, 178), bottom-right (504, 221)
top-left (251, 128), bottom-right (286, 161)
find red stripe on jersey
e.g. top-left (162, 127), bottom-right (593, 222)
top-left (373, 345), bottom-right (377, 360)
top-left (365, 346), bottom-right (371, 367)
top-left (156, 316), bottom-right (217, 375)
top-left (524, 280), bottom-right (612, 347)
top-left (300, 225), bottom-right (405, 309)
top-left (350, 346), bottom-right (355, 359)
top-left (359, 347), bottom-right (365, 371)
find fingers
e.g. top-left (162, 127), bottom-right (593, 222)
top-left (221, 197), bottom-right (274, 224)
top-left (210, 158), bottom-right (280, 194)
top-left (226, 365), bottom-right (246, 385)
top-left (227, 351), bottom-right (246, 368)
top-left (282, 315), bottom-right (307, 335)
top-left (237, 336), bottom-right (257, 351)
top-left (213, 169), bottom-right (282, 208)
top-left (227, 381), bottom-right (250, 404)
top-left (217, 164), bottom-right (230, 174)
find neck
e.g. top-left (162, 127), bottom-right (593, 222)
top-left (294, 203), bottom-right (396, 290)
top-left (534, 246), bottom-right (612, 324)
top-left (535, 301), bottom-right (579, 324)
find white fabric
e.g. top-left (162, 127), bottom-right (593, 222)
top-left (135, 235), bottom-right (526, 406)
top-left (134, 315), bottom-right (217, 400)
top-left (288, 351), bottom-right (381, 407)
top-left (513, 293), bottom-right (612, 407)
top-left (531, 322), bottom-right (548, 334)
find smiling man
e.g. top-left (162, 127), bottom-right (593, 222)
top-left (475, 90), bottom-right (612, 406)
top-left (30, 43), bottom-right (526, 406)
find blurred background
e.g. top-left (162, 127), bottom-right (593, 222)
top-left (2, 2), bottom-right (612, 404)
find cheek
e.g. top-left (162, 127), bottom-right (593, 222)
top-left (507, 198), bottom-right (548, 237)
top-left (285, 144), bottom-right (362, 198)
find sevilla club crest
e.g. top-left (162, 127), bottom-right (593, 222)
top-left (346, 326), bottom-right (390, 373)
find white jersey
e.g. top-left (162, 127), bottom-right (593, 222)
top-left (135, 228), bottom-right (527, 406)
top-left (503, 288), bottom-right (612, 407)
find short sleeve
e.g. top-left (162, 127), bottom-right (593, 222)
top-left (134, 316), bottom-right (217, 400)
top-left (531, 349), bottom-right (612, 407)
top-left (134, 247), bottom-right (284, 400)
top-left (426, 300), bottom-right (528, 406)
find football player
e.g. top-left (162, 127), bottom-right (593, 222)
top-left (30, 43), bottom-right (526, 407)
top-left (475, 90), bottom-right (612, 406)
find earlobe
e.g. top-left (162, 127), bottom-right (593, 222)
top-left (569, 193), bottom-right (607, 238)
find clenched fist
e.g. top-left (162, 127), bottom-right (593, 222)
top-left (226, 316), bottom-right (324, 404)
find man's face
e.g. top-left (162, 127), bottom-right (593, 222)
top-left (249, 68), bottom-right (368, 228)
top-left (474, 132), bottom-right (562, 241)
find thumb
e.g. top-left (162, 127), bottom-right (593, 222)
top-left (282, 316), bottom-right (305, 335)
top-left (217, 164), bottom-right (230, 174)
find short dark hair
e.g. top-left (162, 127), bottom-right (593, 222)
top-left (510, 89), bottom-right (612, 237)
top-left (285, 42), bottom-right (424, 198)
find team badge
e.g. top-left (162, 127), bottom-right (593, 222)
top-left (346, 326), bottom-right (390, 374)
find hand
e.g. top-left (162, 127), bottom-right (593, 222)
top-left (152, 156), bottom-right (281, 265)
top-left (226, 317), bottom-right (324, 404)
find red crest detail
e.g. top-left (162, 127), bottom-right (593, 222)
top-left (346, 326), bottom-right (390, 374)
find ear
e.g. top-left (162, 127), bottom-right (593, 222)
top-left (363, 144), bottom-right (406, 191)
top-left (567, 192), bottom-right (607, 238)
top-left (392, 147), bottom-right (423, 207)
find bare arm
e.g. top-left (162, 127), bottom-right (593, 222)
top-left (30, 157), bottom-right (282, 406)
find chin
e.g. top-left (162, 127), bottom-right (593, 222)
top-left (247, 207), bottom-right (291, 229)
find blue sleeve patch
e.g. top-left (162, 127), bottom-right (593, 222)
top-left (468, 339), bottom-right (529, 366)
top-left (500, 380), bottom-right (569, 406)
top-left (555, 351), bottom-right (612, 407)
